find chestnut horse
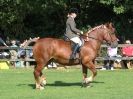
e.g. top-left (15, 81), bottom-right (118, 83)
top-left (33, 22), bottom-right (118, 90)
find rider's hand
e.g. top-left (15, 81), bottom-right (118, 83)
top-left (81, 31), bottom-right (83, 34)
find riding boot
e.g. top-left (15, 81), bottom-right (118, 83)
top-left (70, 43), bottom-right (79, 59)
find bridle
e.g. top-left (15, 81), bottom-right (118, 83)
top-left (106, 29), bottom-right (117, 44)
top-left (81, 25), bottom-right (117, 44)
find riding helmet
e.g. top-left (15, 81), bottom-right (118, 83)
top-left (69, 8), bottom-right (78, 14)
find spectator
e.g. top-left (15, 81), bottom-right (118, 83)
top-left (121, 40), bottom-right (133, 69)
top-left (101, 46), bottom-right (118, 70)
top-left (10, 40), bottom-right (18, 67)
top-left (10, 40), bottom-right (17, 47)
top-left (10, 40), bottom-right (25, 68)
top-left (17, 40), bottom-right (27, 67)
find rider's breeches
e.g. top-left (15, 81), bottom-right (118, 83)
top-left (70, 37), bottom-right (82, 46)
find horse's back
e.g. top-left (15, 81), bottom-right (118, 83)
top-left (33, 38), bottom-right (54, 52)
top-left (33, 38), bottom-right (70, 49)
top-left (33, 38), bottom-right (71, 60)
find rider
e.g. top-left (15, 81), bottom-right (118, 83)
top-left (65, 8), bottom-right (83, 59)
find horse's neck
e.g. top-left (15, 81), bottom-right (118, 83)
top-left (86, 31), bottom-right (103, 50)
top-left (89, 39), bottom-right (102, 50)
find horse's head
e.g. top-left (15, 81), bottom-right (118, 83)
top-left (102, 22), bottom-right (118, 48)
top-left (84, 22), bottom-right (118, 48)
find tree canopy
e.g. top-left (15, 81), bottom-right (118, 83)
top-left (0, 0), bottom-right (133, 42)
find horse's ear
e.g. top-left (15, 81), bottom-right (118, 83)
top-left (104, 22), bottom-right (110, 28)
top-left (110, 22), bottom-right (114, 28)
top-left (104, 22), bottom-right (113, 28)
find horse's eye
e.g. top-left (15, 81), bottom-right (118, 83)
top-left (111, 32), bottom-right (115, 35)
top-left (112, 24), bottom-right (114, 27)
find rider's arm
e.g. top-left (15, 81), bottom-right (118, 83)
top-left (68, 18), bottom-right (82, 34)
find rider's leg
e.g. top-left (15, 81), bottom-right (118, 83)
top-left (70, 43), bottom-right (79, 59)
top-left (70, 37), bottom-right (82, 59)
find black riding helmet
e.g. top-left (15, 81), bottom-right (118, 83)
top-left (68, 8), bottom-right (78, 14)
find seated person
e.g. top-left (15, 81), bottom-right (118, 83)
top-left (101, 46), bottom-right (118, 70)
top-left (121, 40), bottom-right (133, 69)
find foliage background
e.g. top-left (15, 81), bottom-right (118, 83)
top-left (0, 0), bottom-right (133, 43)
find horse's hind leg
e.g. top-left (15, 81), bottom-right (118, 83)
top-left (34, 61), bottom-right (46, 90)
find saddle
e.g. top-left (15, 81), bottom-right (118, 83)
top-left (63, 35), bottom-right (84, 59)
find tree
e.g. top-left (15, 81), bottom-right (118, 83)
top-left (100, 0), bottom-right (133, 14)
top-left (0, 0), bottom-right (132, 41)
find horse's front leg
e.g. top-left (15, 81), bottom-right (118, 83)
top-left (82, 65), bottom-right (89, 87)
top-left (82, 61), bottom-right (97, 87)
top-left (88, 60), bottom-right (97, 82)
top-left (82, 65), bottom-right (88, 79)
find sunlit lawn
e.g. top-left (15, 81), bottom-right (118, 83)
top-left (0, 68), bottom-right (133, 99)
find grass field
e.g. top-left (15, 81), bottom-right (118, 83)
top-left (0, 68), bottom-right (133, 99)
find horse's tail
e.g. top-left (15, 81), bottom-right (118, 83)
top-left (21, 37), bottom-right (40, 48)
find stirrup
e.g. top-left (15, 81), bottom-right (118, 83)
top-left (70, 52), bottom-right (80, 59)
top-left (70, 54), bottom-right (76, 59)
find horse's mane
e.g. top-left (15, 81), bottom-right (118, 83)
top-left (86, 24), bottom-right (104, 34)
top-left (86, 22), bottom-right (114, 34)
top-left (83, 24), bottom-right (105, 41)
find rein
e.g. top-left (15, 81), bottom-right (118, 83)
top-left (81, 25), bottom-right (104, 43)
top-left (81, 34), bottom-right (103, 43)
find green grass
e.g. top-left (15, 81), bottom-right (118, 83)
top-left (0, 68), bottom-right (133, 99)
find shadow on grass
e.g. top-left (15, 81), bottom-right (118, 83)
top-left (17, 83), bottom-right (35, 89)
top-left (17, 81), bottom-right (104, 89)
top-left (47, 81), bottom-right (82, 87)
top-left (28, 84), bottom-right (35, 89)
top-left (46, 80), bottom-right (104, 87)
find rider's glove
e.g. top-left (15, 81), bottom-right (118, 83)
top-left (81, 31), bottom-right (83, 34)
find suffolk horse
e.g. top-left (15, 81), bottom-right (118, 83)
top-left (33, 22), bottom-right (118, 90)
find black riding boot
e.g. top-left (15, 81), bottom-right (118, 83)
top-left (70, 43), bottom-right (79, 59)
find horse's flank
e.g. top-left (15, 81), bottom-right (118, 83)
top-left (33, 38), bottom-right (80, 65)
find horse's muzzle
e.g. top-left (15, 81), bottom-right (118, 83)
top-left (110, 41), bottom-right (118, 48)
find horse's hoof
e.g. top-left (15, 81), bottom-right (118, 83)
top-left (85, 77), bottom-right (93, 83)
top-left (82, 84), bottom-right (92, 88)
top-left (82, 82), bottom-right (92, 88)
top-left (41, 80), bottom-right (47, 86)
top-left (36, 86), bottom-right (44, 90)
top-left (36, 83), bottom-right (45, 90)
top-left (39, 86), bottom-right (44, 90)
top-left (86, 85), bottom-right (92, 88)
